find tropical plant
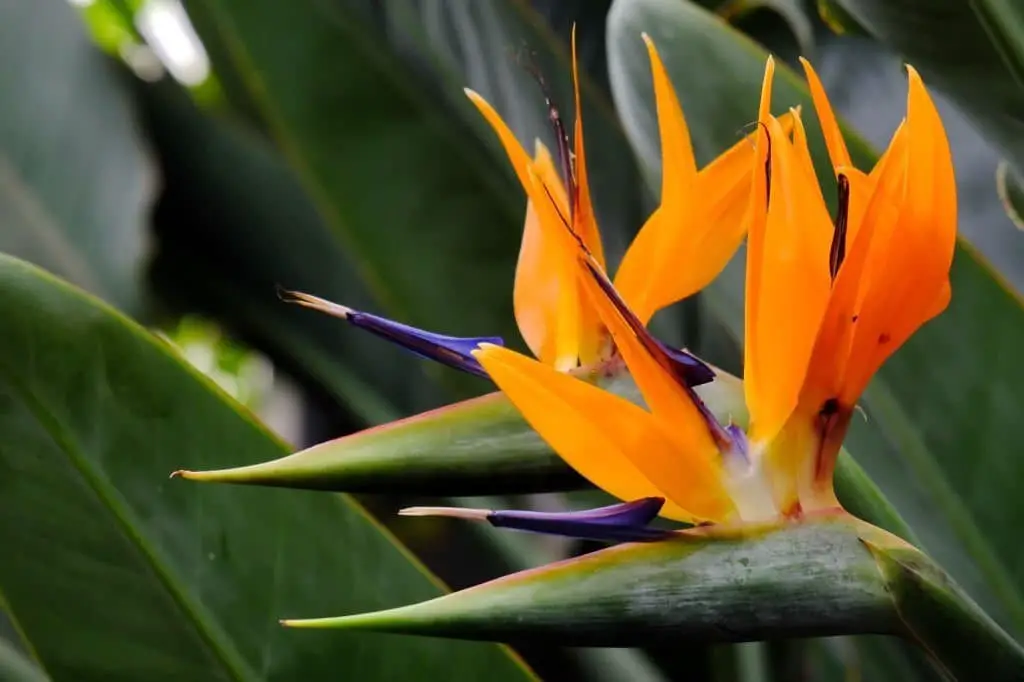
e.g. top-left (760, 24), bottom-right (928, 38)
top-left (2, 0), bottom-right (1024, 680)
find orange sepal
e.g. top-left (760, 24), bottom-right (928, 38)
top-left (799, 57), bottom-right (852, 171)
top-left (569, 28), bottom-right (608, 366)
top-left (474, 344), bottom-right (732, 522)
top-left (613, 35), bottom-right (699, 324)
top-left (745, 77), bottom-right (834, 446)
top-left (570, 26), bottom-right (604, 271)
top-left (836, 66), bottom-right (956, 404)
top-left (514, 142), bottom-right (570, 363)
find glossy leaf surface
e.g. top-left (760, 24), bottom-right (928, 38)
top-left (0, 255), bottom-right (531, 681)
top-left (0, 1), bottom-right (153, 313)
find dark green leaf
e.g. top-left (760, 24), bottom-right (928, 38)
top-left (0, 1), bottom-right (153, 313)
top-left (177, 0), bottom-right (533, 402)
top-left (141, 78), bottom-right (426, 421)
top-left (0, 254), bottom-right (532, 681)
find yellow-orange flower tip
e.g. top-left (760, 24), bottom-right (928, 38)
top-left (613, 34), bottom-right (753, 325)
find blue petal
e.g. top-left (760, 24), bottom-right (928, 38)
top-left (581, 260), bottom-right (715, 388)
top-left (724, 424), bottom-right (750, 464)
top-left (489, 498), bottom-right (673, 543)
top-left (280, 290), bottom-right (502, 378)
top-left (657, 341), bottom-right (716, 387)
top-left (347, 310), bottom-right (502, 379)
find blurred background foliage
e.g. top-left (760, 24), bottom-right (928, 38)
top-left (1, 0), bottom-right (1023, 679)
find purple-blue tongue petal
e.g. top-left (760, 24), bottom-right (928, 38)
top-left (401, 498), bottom-right (674, 543)
top-left (280, 289), bottom-right (502, 378)
top-left (656, 340), bottom-right (716, 387)
top-left (579, 260), bottom-right (715, 389)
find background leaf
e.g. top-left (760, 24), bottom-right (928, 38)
top-left (0, 1), bottom-right (154, 315)
top-left (0, 254), bottom-right (532, 681)
top-left (0, 639), bottom-right (48, 682)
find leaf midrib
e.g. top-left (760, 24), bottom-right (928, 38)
top-left (0, 366), bottom-right (256, 682)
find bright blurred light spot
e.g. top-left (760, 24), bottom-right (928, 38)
top-left (120, 42), bottom-right (165, 82)
top-left (160, 317), bottom-right (275, 410)
top-left (136, 0), bottom-right (209, 86)
top-left (68, 0), bottom-right (95, 7)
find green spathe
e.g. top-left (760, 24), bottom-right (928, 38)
top-left (284, 514), bottom-right (1024, 680)
top-left (173, 361), bottom-right (746, 495)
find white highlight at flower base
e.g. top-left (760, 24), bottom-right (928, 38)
top-left (136, 0), bottom-right (209, 86)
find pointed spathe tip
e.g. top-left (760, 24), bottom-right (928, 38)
top-left (169, 468), bottom-right (226, 482)
top-left (280, 616), bottom-right (365, 629)
top-left (166, 463), bottom-right (276, 485)
top-left (278, 602), bottom-right (435, 632)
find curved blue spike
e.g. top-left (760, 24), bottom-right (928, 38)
top-left (280, 290), bottom-right (502, 379)
top-left (488, 498), bottom-right (673, 543)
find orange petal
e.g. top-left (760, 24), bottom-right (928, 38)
top-left (569, 28), bottom-right (608, 365)
top-left (799, 57), bottom-right (852, 170)
top-left (469, 89), bottom-right (587, 369)
top-left (474, 344), bottom-right (732, 522)
top-left (838, 66), bottom-right (956, 403)
top-left (689, 112), bottom-right (801, 291)
top-left (526, 165), bottom-right (584, 371)
top-left (613, 35), bottom-right (700, 323)
top-left (570, 26), bottom-right (604, 271)
top-left (800, 58), bottom-right (881, 248)
top-left (578, 254), bottom-right (726, 451)
top-left (743, 57), bottom-right (771, 442)
top-left (789, 107), bottom-right (825, 206)
top-left (515, 142), bottom-right (570, 362)
top-left (614, 113), bottom-right (793, 325)
top-left (745, 115), bottom-right (834, 446)
top-left (465, 89), bottom-right (534, 191)
top-left (801, 129), bottom-right (908, 410)
top-left (642, 34), bottom-right (698, 201)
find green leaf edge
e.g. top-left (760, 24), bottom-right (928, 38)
top-left (0, 253), bottom-right (535, 680)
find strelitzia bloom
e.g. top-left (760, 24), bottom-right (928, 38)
top-left (407, 56), bottom-right (955, 540)
top-left (282, 33), bottom-right (780, 388)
